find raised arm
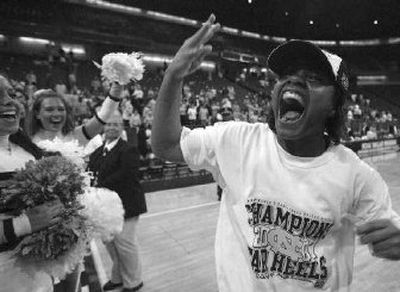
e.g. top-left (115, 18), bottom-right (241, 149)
top-left (80, 83), bottom-right (124, 140)
top-left (151, 14), bottom-right (220, 162)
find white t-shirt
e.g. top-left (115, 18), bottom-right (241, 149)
top-left (180, 121), bottom-right (398, 292)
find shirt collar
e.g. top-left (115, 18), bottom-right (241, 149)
top-left (104, 137), bottom-right (120, 151)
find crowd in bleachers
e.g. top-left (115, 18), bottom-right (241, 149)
top-left (345, 93), bottom-right (398, 140)
top-left (2, 51), bottom-right (399, 173)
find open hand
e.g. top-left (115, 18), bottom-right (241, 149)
top-left (26, 199), bottom-right (64, 233)
top-left (357, 218), bottom-right (400, 260)
top-left (166, 14), bottom-right (220, 80)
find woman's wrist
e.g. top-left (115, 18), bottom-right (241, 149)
top-left (97, 97), bottom-right (120, 123)
top-left (108, 94), bottom-right (121, 102)
top-left (165, 68), bottom-right (185, 83)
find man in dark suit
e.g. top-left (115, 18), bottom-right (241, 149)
top-left (88, 111), bottom-right (147, 292)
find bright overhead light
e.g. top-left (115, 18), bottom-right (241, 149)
top-left (388, 37), bottom-right (400, 44)
top-left (221, 26), bottom-right (239, 35)
top-left (336, 23), bottom-right (340, 28)
top-left (373, 19), bottom-right (378, 25)
top-left (285, 11), bottom-right (289, 16)
top-left (19, 36), bottom-right (50, 45)
top-left (241, 30), bottom-right (261, 39)
top-left (308, 40), bottom-right (337, 46)
top-left (142, 54), bottom-right (214, 70)
top-left (271, 36), bottom-right (287, 43)
top-left (61, 44), bottom-right (85, 55)
top-left (248, 0), bottom-right (252, 3)
top-left (309, 20), bottom-right (314, 25)
top-left (357, 75), bottom-right (387, 81)
top-left (339, 39), bottom-right (381, 46)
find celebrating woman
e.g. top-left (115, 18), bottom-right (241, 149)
top-left (26, 84), bottom-right (124, 292)
top-left (0, 74), bottom-right (63, 292)
top-left (29, 83), bottom-right (124, 146)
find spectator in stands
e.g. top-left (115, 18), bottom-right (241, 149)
top-left (129, 107), bottom-right (142, 132)
top-left (387, 111), bottom-right (393, 122)
top-left (152, 15), bottom-right (400, 292)
top-left (221, 97), bottom-right (232, 109)
top-left (122, 100), bottom-right (134, 129)
top-left (220, 106), bottom-right (233, 122)
top-left (142, 102), bottom-right (153, 126)
top-left (91, 76), bottom-right (101, 94)
top-left (380, 111), bottom-right (387, 122)
top-left (353, 104), bottom-right (362, 119)
top-left (28, 83), bottom-right (124, 147)
top-left (187, 100), bottom-right (198, 128)
top-left (25, 70), bottom-right (37, 86)
top-left (74, 95), bottom-right (90, 125)
top-left (132, 84), bottom-right (144, 107)
top-left (146, 94), bottom-right (157, 113)
top-left (347, 106), bottom-right (354, 121)
top-left (179, 97), bottom-right (189, 126)
top-left (198, 102), bottom-right (210, 127)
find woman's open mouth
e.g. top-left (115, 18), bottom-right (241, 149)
top-left (49, 117), bottom-right (64, 125)
top-left (0, 110), bottom-right (17, 122)
top-left (278, 90), bottom-right (306, 124)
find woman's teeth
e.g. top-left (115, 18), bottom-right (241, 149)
top-left (282, 91), bottom-right (305, 106)
top-left (0, 110), bottom-right (17, 119)
top-left (279, 91), bottom-right (305, 123)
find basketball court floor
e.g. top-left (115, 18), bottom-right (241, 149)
top-left (92, 151), bottom-right (400, 292)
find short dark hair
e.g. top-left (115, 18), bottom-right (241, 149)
top-left (28, 89), bottom-right (75, 136)
top-left (266, 85), bottom-right (346, 145)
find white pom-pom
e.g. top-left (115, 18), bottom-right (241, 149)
top-left (93, 52), bottom-right (145, 85)
top-left (37, 138), bottom-right (86, 169)
top-left (80, 187), bottom-right (125, 241)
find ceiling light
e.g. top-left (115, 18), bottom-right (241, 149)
top-left (309, 20), bottom-right (314, 25)
top-left (336, 23), bottom-right (340, 28)
top-left (373, 20), bottom-right (378, 25)
top-left (19, 36), bottom-right (50, 45)
top-left (285, 11), bottom-right (289, 16)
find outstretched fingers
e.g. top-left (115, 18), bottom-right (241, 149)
top-left (187, 14), bottom-right (220, 48)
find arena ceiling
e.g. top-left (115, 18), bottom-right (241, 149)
top-left (110, 0), bottom-right (400, 41)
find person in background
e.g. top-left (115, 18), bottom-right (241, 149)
top-left (28, 83), bottom-right (124, 147)
top-left (28, 83), bottom-right (125, 292)
top-left (87, 111), bottom-right (147, 292)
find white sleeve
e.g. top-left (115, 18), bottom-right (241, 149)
top-left (353, 166), bottom-right (399, 226)
top-left (180, 124), bottom-right (228, 186)
top-left (180, 126), bottom-right (218, 168)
